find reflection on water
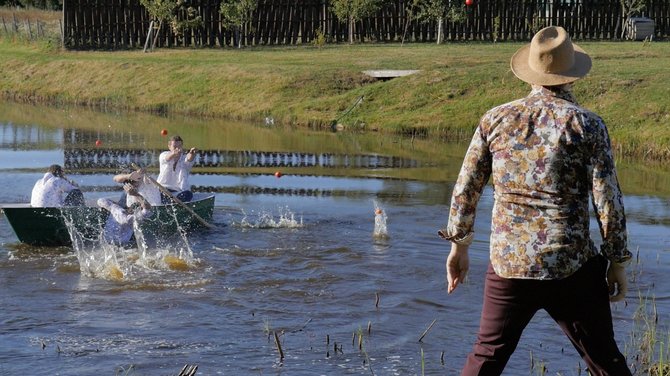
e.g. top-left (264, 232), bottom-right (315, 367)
top-left (63, 146), bottom-right (421, 170)
top-left (0, 101), bottom-right (669, 375)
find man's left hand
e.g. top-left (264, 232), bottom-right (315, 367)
top-left (186, 148), bottom-right (197, 161)
top-left (123, 183), bottom-right (139, 196)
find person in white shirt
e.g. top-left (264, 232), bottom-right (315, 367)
top-left (97, 185), bottom-right (152, 247)
top-left (113, 167), bottom-right (161, 208)
top-left (157, 135), bottom-right (197, 203)
top-left (30, 164), bottom-right (84, 207)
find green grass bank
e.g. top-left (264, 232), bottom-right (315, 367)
top-left (0, 38), bottom-right (669, 160)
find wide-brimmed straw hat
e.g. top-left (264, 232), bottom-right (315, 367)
top-left (511, 26), bottom-right (591, 86)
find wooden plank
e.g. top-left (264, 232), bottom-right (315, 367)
top-left (362, 70), bottom-right (420, 79)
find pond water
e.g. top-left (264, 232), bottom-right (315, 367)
top-left (1, 101), bottom-right (669, 375)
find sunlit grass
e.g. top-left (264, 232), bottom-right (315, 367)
top-left (625, 249), bottom-right (669, 375)
top-left (1, 7), bottom-right (670, 160)
top-left (626, 291), bottom-right (670, 375)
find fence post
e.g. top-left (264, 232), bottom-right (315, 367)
top-left (60, 0), bottom-right (65, 48)
top-left (26, 20), bottom-right (33, 40)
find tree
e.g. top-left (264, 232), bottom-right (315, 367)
top-left (139, 0), bottom-right (202, 51)
top-left (414, 0), bottom-right (466, 44)
top-left (331, 0), bottom-right (383, 44)
top-left (220, 0), bottom-right (258, 48)
top-left (16, 0), bottom-right (61, 9)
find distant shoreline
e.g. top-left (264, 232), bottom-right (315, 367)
top-left (1, 40), bottom-right (669, 160)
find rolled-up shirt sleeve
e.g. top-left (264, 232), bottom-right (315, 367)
top-left (589, 118), bottom-right (631, 264)
top-left (134, 208), bottom-right (152, 222)
top-left (439, 125), bottom-right (492, 245)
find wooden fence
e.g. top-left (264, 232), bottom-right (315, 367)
top-left (63, 0), bottom-right (670, 49)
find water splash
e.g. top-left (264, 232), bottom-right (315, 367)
top-left (236, 206), bottom-right (303, 229)
top-left (372, 200), bottom-right (389, 239)
top-left (61, 206), bottom-right (196, 281)
top-left (135, 205), bottom-right (195, 270)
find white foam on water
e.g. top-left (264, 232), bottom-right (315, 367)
top-left (236, 206), bottom-right (304, 229)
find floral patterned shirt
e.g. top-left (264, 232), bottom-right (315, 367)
top-left (440, 85), bottom-right (631, 279)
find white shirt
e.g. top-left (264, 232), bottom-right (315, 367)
top-left (126, 178), bottom-right (162, 207)
top-left (97, 198), bottom-right (151, 246)
top-left (30, 172), bottom-right (78, 207)
top-left (157, 151), bottom-right (194, 191)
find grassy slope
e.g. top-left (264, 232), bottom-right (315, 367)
top-left (0, 39), bottom-right (669, 159)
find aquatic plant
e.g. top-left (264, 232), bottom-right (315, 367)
top-left (529, 351), bottom-right (547, 376)
top-left (262, 317), bottom-right (272, 337)
top-left (626, 291), bottom-right (670, 375)
top-left (420, 347), bottom-right (425, 376)
top-left (114, 364), bottom-right (136, 376)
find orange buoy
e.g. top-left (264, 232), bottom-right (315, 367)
top-left (161, 129), bottom-right (168, 136)
top-left (274, 171), bottom-right (282, 178)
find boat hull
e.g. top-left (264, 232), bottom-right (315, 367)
top-left (1, 194), bottom-right (215, 247)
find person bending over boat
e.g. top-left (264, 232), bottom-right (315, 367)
top-left (30, 164), bottom-right (85, 207)
top-left (157, 135), bottom-right (196, 203)
top-left (97, 184), bottom-right (152, 248)
top-left (113, 167), bottom-right (161, 208)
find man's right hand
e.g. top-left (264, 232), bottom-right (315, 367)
top-left (128, 168), bottom-right (144, 182)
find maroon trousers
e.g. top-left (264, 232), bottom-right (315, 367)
top-left (461, 255), bottom-right (632, 376)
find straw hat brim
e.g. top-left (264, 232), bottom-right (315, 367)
top-left (510, 43), bottom-right (592, 86)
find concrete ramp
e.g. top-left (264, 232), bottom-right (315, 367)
top-left (362, 70), bottom-right (420, 79)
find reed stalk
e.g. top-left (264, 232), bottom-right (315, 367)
top-left (273, 331), bottom-right (284, 361)
top-left (418, 318), bottom-right (437, 343)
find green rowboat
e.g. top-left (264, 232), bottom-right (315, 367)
top-left (0, 194), bottom-right (215, 247)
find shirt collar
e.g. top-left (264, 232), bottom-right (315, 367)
top-left (530, 84), bottom-right (578, 104)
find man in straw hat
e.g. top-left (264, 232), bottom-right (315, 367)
top-left (438, 26), bottom-right (632, 374)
